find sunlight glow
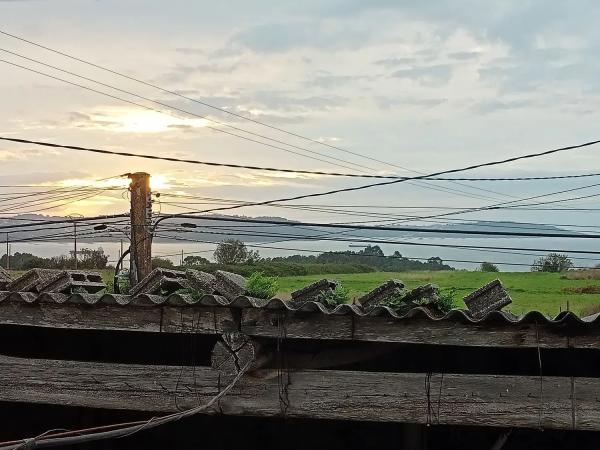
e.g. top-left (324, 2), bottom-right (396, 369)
top-left (89, 109), bottom-right (211, 133)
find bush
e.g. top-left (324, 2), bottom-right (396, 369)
top-left (246, 272), bottom-right (279, 299)
top-left (175, 288), bottom-right (204, 301)
top-left (531, 253), bottom-right (573, 273)
top-left (318, 285), bottom-right (350, 307)
top-left (377, 287), bottom-right (456, 313)
top-left (214, 239), bottom-right (259, 265)
top-left (436, 288), bottom-right (457, 313)
top-left (152, 257), bottom-right (175, 269)
top-left (480, 262), bottom-right (499, 272)
top-left (179, 262), bottom-right (375, 277)
top-left (561, 285), bottom-right (600, 294)
top-left (563, 269), bottom-right (600, 280)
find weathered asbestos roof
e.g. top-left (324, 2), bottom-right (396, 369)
top-left (0, 291), bottom-right (598, 326)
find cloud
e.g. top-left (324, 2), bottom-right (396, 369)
top-left (375, 96), bottom-right (448, 110)
top-left (390, 64), bottom-right (453, 86)
top-left (448, 51), bottom-right (481, 60)
top-left (472, 98), bottom-right (533, 114)
top-left (307, 73), bottom-right (374, 89)
top-left (158, 62), bottom-right (241, 84)
top-left (374, 57), bottom-right (419, 69)
top-left (227, 20), bottom-right (372, 53)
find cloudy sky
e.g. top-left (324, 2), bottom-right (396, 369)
top-left (1, 0), bottom-right (600, 227)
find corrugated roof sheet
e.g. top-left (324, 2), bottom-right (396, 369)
top-left (0, 291), bottom-right (598, 326)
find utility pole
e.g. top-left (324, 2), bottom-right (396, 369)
top-left (5, 233), bottom-right (9, 270)
top-left (129, 172), bottom-right (152, 286)
top-left (73, 220), bottom-right (78, 270)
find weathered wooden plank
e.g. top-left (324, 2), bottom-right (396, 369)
top-left (242, 309), bottom-right (354, 340)
top-left (0, 302), bottom-right (237, 335)
top-left (2, 302), bottom-right (599, 349)
top-left (0, 354), bottom-right (598, 431)
top-left (160, 306), bottom-right (238, 334)
top-left (0, 302), bottom-right (161, 332)
top-left (242, 309), bottom-right (600, 349)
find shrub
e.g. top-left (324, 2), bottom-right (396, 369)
top-left (246, 272), bottom-right (279, 299)
top-left (480, 262), bottom-right (499, 272)
top-left (436, 288), bottom-right (457, 313)
top-left (214, 239), bottom-right (259, 265)
top-left (580, 304), bottom-right (600, 317)
top-left (561, 285), bottom-right (600, 294)
top-left (377, 292), bottom-right (407, 311)
top-left (563, 269), bottom-right (600, 280)
top-left (377, 287), bottom-right (456, 313)
top-left (179, 262), bottom-right (375, 277)
top-left (531, 253), bottom-right (573, 272)
top-left (152, 257), bottom-right (175, 269)
top-left (318, 285), bottom-right (350, 307)
top-left (175, 288), bottom-right (204, 301)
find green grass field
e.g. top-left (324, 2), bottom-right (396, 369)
top-left (20, 268), bottom-right (600, 316)
top-left (275, 271), bottom-right (600, 316)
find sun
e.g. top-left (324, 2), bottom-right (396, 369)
top-left (150, 174), bottom-right (170, 190)
top-left (89, 109), bottom-right (210, 133)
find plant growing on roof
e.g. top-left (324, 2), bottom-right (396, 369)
top-left (174, 288), bottom-right (204, 301)
top-left (377, 286), bottom-right (456, 314)
top-left (318, 285), bottom-right (350, 307)
top-left (436, 288), bottom-right (457, 313)
top-left (245, 272), bottom-right (279, 299)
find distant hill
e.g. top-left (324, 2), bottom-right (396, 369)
top-left (1, 214), bottom-right (582, 244)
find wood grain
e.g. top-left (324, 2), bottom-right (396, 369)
top-left (1, 301), bottom-right (599, 349)
top-left (1, 354), bottom-right (598, 431)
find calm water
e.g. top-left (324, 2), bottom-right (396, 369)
top-left (8, 236), bottom-right (600, 271)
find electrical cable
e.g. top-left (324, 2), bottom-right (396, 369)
top-left (0, 360), bottom-right (252, 449)
top-left (0, 31), bottom-right (527, 201)
top-left (154, 214), bottom-right (600, 239)
top-left (153, 232), bottom-right (595, 269)
top-left (149, 137), bottom-right (600, 228)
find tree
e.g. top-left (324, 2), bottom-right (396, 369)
top-left (427, 257), bottom-right (443, 266)
top-left (359, 245), bottom-right (384, 257)
top-left (152, 257), bottom-right (175, 269)
top-left (480, 262), bottom-right (499, 272)
top-left (183, 255), bottom-right (210, 266)
top-left (531, 253), bottom-right (573, 273)
top-left (213, 239), bottom-right (260, 265)
top-left (77, 248), bottom-right (109, 269)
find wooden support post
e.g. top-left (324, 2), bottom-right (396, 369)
top-left (128, 172), bottom-right (152, 286)
top-left (211, 332), bottom-right (266, 379)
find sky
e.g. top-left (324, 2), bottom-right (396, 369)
top-left (1, 0), bottom-right (600, 229)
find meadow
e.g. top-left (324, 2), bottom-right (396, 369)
top-left (274, 271), bottom-right (600, 316)
top-left (90, 268), bottom-right (600, 316)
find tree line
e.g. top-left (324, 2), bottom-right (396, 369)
top-left (0, 248), bottom-right (109, 270)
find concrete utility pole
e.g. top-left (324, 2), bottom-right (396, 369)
top-left (5, 233), bottom-right (9, 270)
top-left (129, 172), bottom-right (152, 286)
top-left (73, 220), bottom-right (78, 270)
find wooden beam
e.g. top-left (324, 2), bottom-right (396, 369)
top-left (2, 301), bottom-right (600, 349)
top-left (0, 353), bottom-right (598, 431)
top-left (241, 309), bottom-right (600, 349)
top-left (0, 303), bottom-right (238, 334)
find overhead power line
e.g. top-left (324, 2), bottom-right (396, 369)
top-left (157, 192), bottom-right (600, 232)
top-left (153, 232), bottom-right (595, 269)
top-left (149, 137), bottom-right (600, 224)
top-left (0, 30), bottom-right (522, 201)
top-left (155, 225), bottom-right (600, 260)
top-left (0, 56), bottom-right (375, 174)
top-left (156, 215), bottom-right (600, 239)
top-left (0, 213), bottom-right (130, 231)
top-left (4, 136), bottom-right (600, 184)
